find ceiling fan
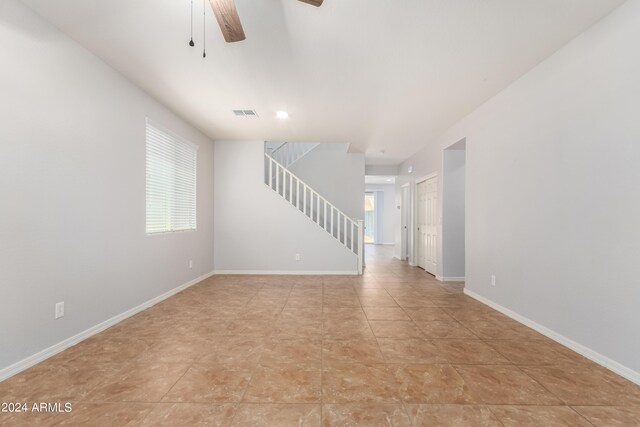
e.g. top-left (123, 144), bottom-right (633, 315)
top-left (209, 0), bottom-right (324, 43)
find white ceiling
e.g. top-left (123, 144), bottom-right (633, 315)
top-left (21, 0), bottom-right (624, 165)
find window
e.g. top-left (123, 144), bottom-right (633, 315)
top-left (145, 119), bottom-right (197, 234)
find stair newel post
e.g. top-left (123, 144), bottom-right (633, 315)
top-left (357, 219), bottom-right (364, 275)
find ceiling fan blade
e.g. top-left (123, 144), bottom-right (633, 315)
top-left (209, 0), bottom-right (246, 43)
top-left (298, 0), bottom-right (324, 6)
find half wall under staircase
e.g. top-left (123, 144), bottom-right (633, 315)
top-left (264, 152), bottom-right (364, 274)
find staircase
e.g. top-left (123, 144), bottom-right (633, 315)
top-left (266, 142), bottom-right (320, 167)
top-left (264, 152), bottom-right (364, 274)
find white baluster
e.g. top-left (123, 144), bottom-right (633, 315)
top-left (324, 202), bottom-right (327, 230)
top-left (331, 207), bottom-right (334, 237)
top-left (344, 216), bottom-right (347, 245)
top-left (303, 185), bottom-right (307, 216)
top-left (289, 172), bottom-right (293, 204)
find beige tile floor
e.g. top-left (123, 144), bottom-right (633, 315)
top-left (1, 245), bottom-right (640, 426)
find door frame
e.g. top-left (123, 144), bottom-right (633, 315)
top-left (414, 172), bottom-right (438, 273)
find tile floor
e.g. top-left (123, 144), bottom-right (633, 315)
top-left (1, 245), bottom-right (639, 426)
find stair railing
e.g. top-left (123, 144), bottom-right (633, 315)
top-left (269, 142), bottom-right (320, 167)
top-left (264, 152), bottom-right (364, 274)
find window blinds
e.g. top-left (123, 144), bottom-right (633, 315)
top-left (145, 120), bottom-right (198, 234)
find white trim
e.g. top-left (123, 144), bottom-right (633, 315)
top-left (415, 171), bottom-right (438, 184)
top-left (213, 270), bottom-right (358, 276)
top-left (0, 270), bottom-right (215, 383)
top-left (436, 276), bottom-right (465, 282)
top-left (464, 289), bottom-right (640, 386)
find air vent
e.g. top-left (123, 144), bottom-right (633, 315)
top-left (232, 109), bottom-right (259, 118)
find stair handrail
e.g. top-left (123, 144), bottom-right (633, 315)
top-left (268, 142), bottom-right (320, 167)
top-left (269, 142), bottom-right (287, 155)
top-left (265, 152), bottom-right (359, 231)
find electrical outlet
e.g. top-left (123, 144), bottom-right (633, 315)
top-left (189, 260), bottom-right (193, 269)
top-left (491, 275), bottom-right (496, 287)
top-left (295, 254), bottom-right (301, 261)
top-left (55, 302), bottom-right (65, 319)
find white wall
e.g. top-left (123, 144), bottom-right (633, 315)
top-left (365, 184), bottom-right (398, 245)
top-left (0, 0), bottom-right (215, 373)
top-left (213, 141), bottom-right (358, 273)
top-left (442, 148), bottom-right (465, 279)
top-left (397, 1), bottom-right (640, 380)
top-left (365, 165), bottom-right (399, 176)
top-left (288, 144), bottom-right (365, 221)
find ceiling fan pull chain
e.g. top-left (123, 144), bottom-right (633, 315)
top-left (189, 0), bottom-right (195, 47)
top-left (202, 0), bottom-right (207, 58)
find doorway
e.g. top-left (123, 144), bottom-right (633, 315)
top-left (364, 192), bottom-right (376, 243)
top-left (442, 139), bottom-right (466, 280)
top-left (416, 175), bottom-right (438, 275)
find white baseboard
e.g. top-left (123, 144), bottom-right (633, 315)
top-left (464, 289), bottom-right (640, 386)
top-left (0, 270), bottom-right (215, 383)
top-left (437, 276), bottom-right (465, 282)
top-left (213, 270), bottom-right (357, 276)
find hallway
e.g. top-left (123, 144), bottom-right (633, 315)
top-left (1, 248), bottom-right (639, 426)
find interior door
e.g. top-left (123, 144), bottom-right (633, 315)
top-left (424, 176), bottom-right (438, 274)
top-left (416, 181), bottom-right (428, 269)
top-left (401, 186), bottom-right (409, 260)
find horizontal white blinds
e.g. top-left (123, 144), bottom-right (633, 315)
top-left (145, 121), bottom-right (197, 234)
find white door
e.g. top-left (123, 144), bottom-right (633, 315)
top-left (416, 180), bottom-right (428, 269)
top-left (417, 176), bottom-right (438, 274)
top-left (401, 185), bottom-right (409, 260)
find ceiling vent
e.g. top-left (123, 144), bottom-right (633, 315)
top-left (233, 109), bottom-right (259, 118)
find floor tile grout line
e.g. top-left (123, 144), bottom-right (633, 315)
top-left (512, 363), bottom-right (568, 406)
top-left (364, 281), bottom-right (415, 426)
top-left (567, 405), bottom-right (598, 427)
top-left (483, 404), bottom-right (508, 427)
top-left (7, 252), bottom-right (639, 425)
